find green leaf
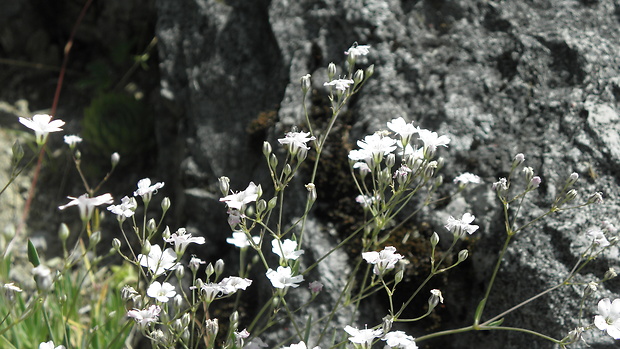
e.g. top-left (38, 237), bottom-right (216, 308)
top-left (486, 318), bottom-right (504, 327)
top-left (474, 299), bottom-right (486, 324)
top-left (27, 239), bottom-right (40, 267)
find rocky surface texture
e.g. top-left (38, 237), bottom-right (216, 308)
top-left (154, 0), bottom-right (620, 348)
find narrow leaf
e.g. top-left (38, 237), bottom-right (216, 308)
top-left (27, 239), bottom-right (40, 267)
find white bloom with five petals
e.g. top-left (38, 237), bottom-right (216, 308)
top-left (387, 117), bottom-right (418, 146)
top-left (343, 325), bottom-right (382, 349)
top-left (362, 246), bottom-right (404, 276)
top-left (227, 231), bottom-right (260, 248)
top-left (278, 131), bottom-right (316, 156)
top-left (324, 79), bottom-right (354, 91)
top-left (59, 193), bottom-right (114, 221)
top-left (594, 298), bottom-right (620, 339)
top-left (127, 304), bottom-right (161, 330)
top-left (220, 182), bottom-right (260, 211)
top-left (134, 178), bottom-right (164, 202)
top-left (147, 281), bottom-right (176, 303)
top-left (445, 213), bottom-right (479, 237)
top-left (416, 129), bottom-right (450, 155)
top-left (272, 239), bottom-right (304, 261)
top-left (19, 114), bottom-right (65, 145)
top-left (39, 341), bottom-right (66, 349)
top-left (266, 266), bottom-right (304, 289)
top-left (164, 228), bottom-right (205, 255)
top-left (137, 245), bottom-right (178, 276)
top-left (383, 330), bottom-right (418, 349)
top-left (107, 196), bottom-right (137, 219)
top-left (345, 44), bottom-right (371, 58)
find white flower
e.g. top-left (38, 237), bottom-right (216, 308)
top-left (127, 304), bottom-right (161, 330)
top-left (272, 239), bottom-right (305, 261)
top-left (198, 283), bottom-right (227, 302)
top-left (387, 117), bottom-right (418, 146)
top-left (220, 182), bottom-right (260, 211)
top-left (362, 246), bottom-right (404, 276)
top-left (355, 194), bottom-right (377, 209)
top-left (453, 173), bottom-right (482, 186)
top-left (147, 281), bottom-right (177, 302)
top-left (164, 228), bottom-right (205, 255)
top-left (278, 131), bottom-right (316, 156)
top-left (134, 178), bottom-right (164, 202)
top-left (383, 331), bottom-right (417, 349)
top-left (428, 289), bottom-right (444, 310)
top-left (227, 231), bottom-right (260, 248)
top-left (358, 134), bottom-right (397, 160)
top-left (345, 43), bottom-right (371, 58)
top-left (245, 338), bottom-right (269, 349)
top-left (594, 298), bottom-right (620, 339)
top-left (445, 213), bottom-right (479, 237)
top-left (39, 341), bottom-right (66, 349)
top-left (266, 266), bottom-right (304, 289)
top-left (343, 325), bottom-right (382, 348)
top-left (137, 245), bottom-right (178, 276)
top-left (19, 114), bottom-right (65, 145)
top-left (107, 196), bottom-right (137, 219)
top-left (59, 193), bottom-right (114, 221)
top-left (324, 78), bottom-right (355, 91)
top-left (282, 341), bottom-right (322, 349)
top-left (586, 228), bottom-right (610, 248)
top-left (63, 134), bottom-right (82, 147)
top-left (416, 129), bottom-right (450, 155)
top-left (219, 276), bottom-right (253, 294)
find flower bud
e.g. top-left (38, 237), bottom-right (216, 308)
top-left (230, 311), bottom-right (239, 326)
top-left (305, 183), bottom-right (317, 203)
top-left (436, 157), bottom-right (445, 171)
top-left (527, 176), bottom-right (542, 190)
top-left (457, 249), bottom-right (469, 263)
top-left (121, 285), bottom-right (138, 302)
top-left (205, 263), bottom-right (214, 279)
top-left (181, 313), bottom-right (191, 328)
top-left (112, 238), bottom-right (121, 251)
top-left (297, 147), bottom-right (308, 162)
top-left (161, 197), bottom-right (171, 213)
top-left (283, 164), bottom-right (292, 177)
top-left (175, 265), bottom-right (185, 280)
top-left (269, 153), bottom-right (278, 169)
top-left (587, 192), bottom-right (603, 205)
top-left (428, 289), bottom-right (444, 311)
top-left (353, 69), bottom-right (364, 84)
top-left (75, 149), bottom-right (82, 160)
top-left (146, 219), bottom-right (157, 234)
top-left (523, 166), bottom-right (534, 183)
top-left (111, 152), bottom-right (120, 167)
top-left (89, 231), bottom-right (101, 247)
top-left (434, 175), bottom-right (444, 189)
top-left (300, 74), bottom-right (311, 93)
top-left (567, 172), bottom-right (579, 186)
top-left (256, 199), bottom-right (267, 214)
top-left (11, 140), bottom-right (24, 164)
top-left (3, 224), bottom-right (15, 240)
top-left (162, 226), bottom-right (171, 240)
top-left (565, 189), bottom-right (578, 202)
top-left (430, 232), bottom-right (439, 247)
top-left (58, 223), bottom-right (70, 242)
top-left (327, 62), bottom-right (337, 80)
top-left (218, 176), bottom-right (230, 196)
top-left (262, 141), bottom-right (272, 157)
top-left (174, 294), bottom-right (183, 308)
top-left (512, 153), bottom-right (525, 168)
top-left (604, 268), bottom-right (617, 280)
top-left (268, 196), bottom-right (278, 210)
top-left (142, 240), bottom-right (151, 255)
top-left (394, 269), bottom-right (404, 285)
top-left (215, 259), bottom-right (225, 276)
top-left (385, 153), bottom-right (395, 168)
top-left (424, 161), bottom-right (438, 179)
top-left (382, 315), bottom-right (393, 335)
top-left (365, 64), bottom-right (374, 78)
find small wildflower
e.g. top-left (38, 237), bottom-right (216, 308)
top-left (527, 176), bottom-right (542, 190)
top-left (272, 239), bottom-right (305, 261)
top-left (594, 298), bottom-right (620, 339)
top-left (362, 246), bottom-right (404, 276)
top-left (586, 227), bottom-right (610, 248)
top-left (266, 266), bottom-right (304, 289)
top-left (219, 276), bottom-right (253, 294)
top-left (63, 135), bottom-right (82, 148)
top-left (246, 338), bottom-right (268, 349)
top-left (416, 129), bottom-right (450, 156)
top-left (59, 193), bottom-right (114, 221)
top-left (107, 196), bottom-right (137, 220)
top-left (308, 281), bottom-right (324, 294)
top-left (453, 172), bottom-right (482, 186)
top-left (19, 114), bottom-right (65, 145)
top-left (345, 43), bottom-right (371, 58)
top-left (383, 331), bottom-right (418, 349)
top-left (445, 213), bottom-right (479, 238)
top-left (137, 245), bottom-right (178, 276)
top-left (134, 178), bottom-right (164, 203)
top-left (278, 131), bottom-right (316, 157)
top-left (324, 78), bottom-right (354, 91)
top-left (387, 117), bottom-right (418, 146)
top-left (428, 289), bottom-right (444, 311)
top-left (226, 231), bottom-right (260, 248)
top-left (127, 304), bottom-right (161, 330)
top-left (343, 325), bottom-right (382, 349)
top-left (164, 228), bottom-right (206, 255)
top-left (492, 177), bottom-right (509, 192)
top-left (147, 281), bottom-right (177, 303)
top-left (220, 182), bottom-right (260, 211)
top-left (587, 192), bottom-right (604, 205)
top-left (39, 341), bottom-right (66, 349)
top-left (512, 153), bottom-right (525, 167)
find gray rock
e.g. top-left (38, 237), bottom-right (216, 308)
top-left (155, 0), bottom-right (620, 348)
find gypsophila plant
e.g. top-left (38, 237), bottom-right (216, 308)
top-left (0, 42), bottom-right (618, 349)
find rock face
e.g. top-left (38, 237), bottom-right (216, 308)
top-left (155, 0), bottom-right (620, 348)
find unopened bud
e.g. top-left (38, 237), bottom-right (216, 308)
top-left (327, 62), bottom-right (337, 80)
top-left (142, 240), bottom-right (151, 255)
top-left (181, 313), bottom-right (191, 327)
top-left (353, 69), bottom-right (364, 84)
top-left (584, 281), bottom-right (598, 297)
top-left (256, 199), bottom-right (267, 214)
top-left (305, 183), bottom-right (317, 203)
top-left (604, 268), bottom-right (617, 280)
top-left (565, 189), bottom-right (578, 202)
top-left (382, 315), bottom-right (393, 334)
top-left (161, 197), bottom-right (171, 213)
top-left (215, 259), bottom-right (225, 276)
top-left (3, 224), bottom-right (15, 240)
top-left (430, 232), bottom-right (439, 247)
top-left (146, 219), bottom-right (157, 234)
top-left (58, 223), bottom-right (70, 242)
top-left (89, 231), bottom-right (101, 247)
top-left (300, 74), bottom-right (311, 93)
top-left (512, 153), bottom-right (525, 168)
top-left (365, 64), bottom-right (374, 78)
top-left (283, 164), bottom-right (292, 177)
top-left (567, 172), bottom-right (579, 186)
top-left (230, 311), bottom-right (239, 326)
top-left (175, 265), bottom-right (185, 280)
top-left (269, 153), bottom-right (278, 169)
top-left (457, 249), bottom-right (469, 263)
top-left (161, 226), bottom-right (171, 240)
top-left (528, 176), bottom-right (542, 190)
top-left (297, 147), bottom-right (308, 162)
top-left (268, 196), bottom-right (278, 210)
top-left (262, 141), bottom-right (272, 157)
top-left (205, 263), bottom-right (214, 279)
top-left (111, 152), bottom-right (120, 167)
top-left (587, 192), bottom-right (603, 205)
top-left (394, 269), bottom-right (404, 285)
top-left (12, 141), bottom-right (24, 163)
top-left (385, 154), bottom-right (395, 168)
top-left (523, 166), bottom-right (534, 183)
top-left (218, 176), bottom-right (230, 196)
top-left (112, 238), bottom-right (121, 251)
top-left (205, 318), bottom-right (219, 337)
top-left (428, 289), bottom-right (444, 311)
